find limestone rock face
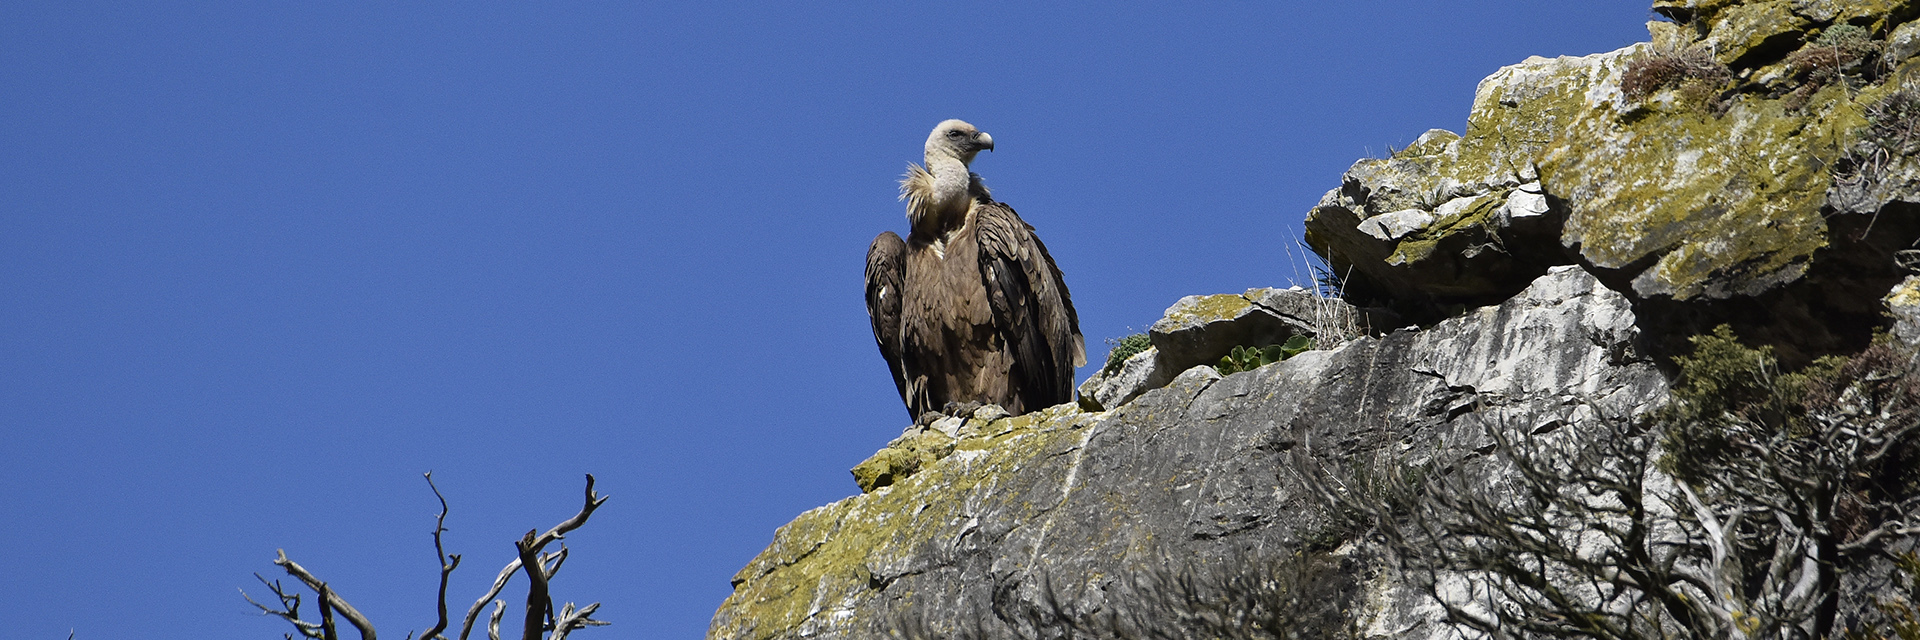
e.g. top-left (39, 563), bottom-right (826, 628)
top-left (1075, 346), bottom-right (1170, 412)
top-left (708, 268), bottom-right (1668, 640)
top-left (1305, 7), bottom-right (1920, 362)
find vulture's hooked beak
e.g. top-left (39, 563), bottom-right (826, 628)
top-left (977, 132), bottom-right (994, 152)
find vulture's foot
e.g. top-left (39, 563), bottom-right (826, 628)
top-left (942, 401), bottom-right (983, 418)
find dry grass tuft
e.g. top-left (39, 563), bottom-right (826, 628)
top-left (1782, 25), bottom-right (1883, 110)
top-left (1620, 47), bottom-right (1731, 103)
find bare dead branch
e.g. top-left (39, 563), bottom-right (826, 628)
top-left (457, 475), bottom-right (607, 640)
top-left (423, 472), bottom-right (461, 640)
top-left (515, 530), bottom-right (552, 640)
top-left (255, 475), bottom-right (608, 640)
top-left (319, 583), bottom-right (340, 640)
top-left (458, 560), bottom-right (524, 640)
top-left (548, 602), bottom-right (609, 640)
top-left (275, 550), bottom-right (378, 640)
top-left (541, 548), bottom-right (567, 580)
top-left (243, 574), bottom-right (326, 639)
top-left (534, 475), bottom-right (608, 554)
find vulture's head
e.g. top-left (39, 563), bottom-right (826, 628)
top-left (925, 119), bottom-right (994, 166)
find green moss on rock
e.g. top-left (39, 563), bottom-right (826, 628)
top-left (715, 407), bottom-right (1101, 640)
top-left (1313, 24), bottom-right (1904, 304)
top-left (1555, 80), bottom-right (1862, 298)
top-left (1700, 1), bottom-right (1809, 68)
top-left (1159, 294), bottom-right (1251, 326)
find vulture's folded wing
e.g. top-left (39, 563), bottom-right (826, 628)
top-left (865, 231), bottom-right (913, 419)
top-left (974, 202), bottom-right (1085, 411)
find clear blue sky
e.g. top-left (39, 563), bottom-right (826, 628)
top-left (2, 3), bottom-right (1653, 638)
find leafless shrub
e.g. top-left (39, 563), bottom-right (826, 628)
top-left (243, 473), bottom-right (610, 640)
top-left (1868, 86), bottom-right (1920, 158)
top-left (1783, 25), bottom-right (1883, 111)
top-left (1620, 47), bottom-right (1731, 104)
top-left (886, 551), bottom-right (1360, 640)
top-left (1296, 330), bottom-right (1920, 639)
top-left (1104, 550), bottom-right (1360, 640)
top-left (1298, 411), bottom-right (1681, 640)
top-left (1832, 83), bottom-right (1920, 201)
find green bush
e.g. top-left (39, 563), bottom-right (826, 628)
top-left (1101, 333), bottom-right (1152, 374)
top-left (1216, 335), bottom-right (1314, 375)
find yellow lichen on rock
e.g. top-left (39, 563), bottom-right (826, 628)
top-left (1158, 294), bottom-right (1251, 327)
top-left (1552, 73), bottom-right (1863, 298)
top-left (714, 407), bottom-right (1103, 640)
top-left (1315, 20), bottom-right (1908, 306)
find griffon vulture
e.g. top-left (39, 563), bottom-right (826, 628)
top-left (865, 119), bottom-right (1086, 421)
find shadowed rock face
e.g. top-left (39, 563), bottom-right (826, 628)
top-left (708, 268), bottom-right (1668, 640)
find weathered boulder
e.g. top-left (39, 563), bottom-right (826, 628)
top-left (708, 267), bottom-right (1668, 640)
top-left (1075, 346), bottom-right (1171, 412)
top-left (1306, 11), bottom-right (1920, 363)
top-left (1148, 287), bottom-right (1344, 372)
top-left (1076, 285), bottom-right (1379, 414)
top-left (1304, 129), bottom-right (1567, 312)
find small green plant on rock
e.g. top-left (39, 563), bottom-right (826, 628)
top-left (1216, 335), bottom-right (1314, 375)
top-left (1101, 333), bottom-right (1152, 374)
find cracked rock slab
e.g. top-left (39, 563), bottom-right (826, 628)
top-left (1076, 287), bottom-right (1374, 414)
top-left (708, 267), bottom-right (1667, 640)
top-left (1076, 346), bottom-right (1173, 412)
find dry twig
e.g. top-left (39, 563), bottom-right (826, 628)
top-left (423, 472), bottom-right (462, 640)
top-left (458, 475), bottom-right (607, 640)
top-left (248, 474), bottom-right (610, 640)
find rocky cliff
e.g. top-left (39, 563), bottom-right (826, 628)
top-left (712, 3), bottom-right (1920, 638)
top-left (1307, 0), bottom-right (1920, 365)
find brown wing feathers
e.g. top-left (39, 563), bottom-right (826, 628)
top-left (864, 231), bottom-right (913, 420)
top-left (975, 202), bottom-right (1081, 412)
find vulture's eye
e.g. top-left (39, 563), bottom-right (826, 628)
top-left (946, 130), bottom-right (964, 139)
